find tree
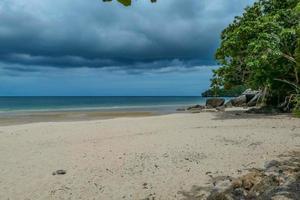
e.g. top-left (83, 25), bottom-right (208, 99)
top-left (294, 22), bottom-right (300, 115)
top-left (102, 0), bottom-right (157, 6)
top-left (213, 0), bottom-right (300, 107)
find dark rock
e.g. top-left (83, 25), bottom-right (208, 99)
top-left (52, 170), bottom-right (66, 175)
top-left (231, 95), bottom-right (247, 107)
top-left (176, 108), bottom-right (186, 112)
top-left (224, 100), bottom-right (233, 108)
top-left (207, 192), bottom-right (230, 200)
top-left (265, 160), bottom-right (281, 169)
top-left (231, 188), bottom-right (245, 198)
top-left (206, 98), bottom-right (225, 108)
top-left (189, 109), bottom-right (202, 113)
top-left (216, 106), bottom-right (225, 112)
top-left (246, 106), bottom-right (280, 114)
top-left (229, 89), bottom-right (261, 107)
top-left (187, 105), bottom-right (205, 110)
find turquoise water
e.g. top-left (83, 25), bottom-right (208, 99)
top-left (0, 96), bottom-right (208, 113)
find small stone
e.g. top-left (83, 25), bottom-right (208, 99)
top-left (232, 179), bottom-right (242, 189)
top-left (52, 170), bottom-right (66, 175)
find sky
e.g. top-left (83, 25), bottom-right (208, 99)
top-left (0, 0), bottom-right (254, 96)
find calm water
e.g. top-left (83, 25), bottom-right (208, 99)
top-left (0, 96), bottom-right (208, 113)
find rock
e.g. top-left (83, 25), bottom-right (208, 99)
top-left (242, 172), bottom-right (264, 190)
top-left (176, 108), bottom-right (186, 112)
top-left (52, 170), bottom-right (66, 175)
top-left (224, 100), bottom-right (233, 108)
top-left (187, 105), bottom-right (205, 113)
top-left (265, 160), bottom-right (281, 169)
top-left (229, 89), bottom-right (261, 107)
top-left (232, 179), bottom-right (243, 189)
top-left (206, 98), bottom-right (225, 108)
top-left (230, 172), bottom-right (264, 191)
top-left (231, 95), bottom-right (247, 107)
top-left (231, 188), bottom-right (246, 199)
top-left (246, 106), bottom-right (280, 114)
top-left (187, 105), bottom-right (205, 110)
top-left (189, 153), bottom-right (300, 200)
top-left (216, 106), bottom-right (225, 112)
top-left (189, 109), bottom-right (202, 113)
top-left (207, 192), bottom-right (230, 200)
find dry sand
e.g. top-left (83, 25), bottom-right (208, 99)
top-left (0, 110), bottom-right (299, 200)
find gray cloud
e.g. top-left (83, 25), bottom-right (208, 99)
top-left (0, 0), bottom-right (254, 72)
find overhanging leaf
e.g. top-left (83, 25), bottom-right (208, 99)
top-left (117, 0), bottom-right (131, 6)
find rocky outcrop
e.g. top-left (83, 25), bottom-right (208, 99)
top-left (227, 89), bottom-right (262, 107)
top-left (176, 108), bottom-right (186, 112)
top-left (178, 89), bottom-right (262, 112)
top-left (231, 95), bottom-right (247, 107)
top-left (186, 105), bottom-right (205, 110)
top-left (185, 105), bottom-right (206, 113)
top-left (206, 98), bottom-right (225, 108)
top-left (224, 100), bottom-right (233, 108)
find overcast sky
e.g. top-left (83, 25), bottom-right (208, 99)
top-left (0, 0), bottom-right (254, 96)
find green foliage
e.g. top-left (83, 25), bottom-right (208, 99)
top-left (213, 0), bottom-right (300, 106)
top-left (293, 95), bottom-right (300, 117)
top-left (296, 28), bottom-right (300, 76)
top-left (293, 6), bottom-right (300, 116)
top-left (202, 85), bottom-right (247, 97)
top-left (102, 0), bottom-right (157, 6)
top-left (117, 0), bottom-right (131, 6)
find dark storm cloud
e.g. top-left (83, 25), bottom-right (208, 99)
top-left (0, 0), bottom-right (254, 72)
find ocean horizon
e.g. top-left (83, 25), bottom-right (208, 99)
top-left (0, 96), bottom-right (212, 113)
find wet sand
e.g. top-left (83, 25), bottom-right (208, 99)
top-left (0, 110), bottom-right (156, 126)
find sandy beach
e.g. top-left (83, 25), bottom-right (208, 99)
top-left (0, 110), bottom-right (299, 200)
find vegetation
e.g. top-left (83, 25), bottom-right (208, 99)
top-left (212, 0), bottom-right (300, 115)
top-left (102, 0), bottom-right (157, 6)
top-left (202, 85), bottom-right (247, 97)
top-left (295, 27), bottom-right (300, 116)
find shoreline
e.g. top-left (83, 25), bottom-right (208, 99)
top-left (0, 110), bottom-right (299, 199)
top-left (0, 106), bottom-right (293, 126)
top-left (0, 110), bottom-right (160, 126)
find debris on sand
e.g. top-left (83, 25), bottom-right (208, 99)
top-left (180, 151), bottom-right (300, 200)
top-left (52, 170), bottom-right (67, 176)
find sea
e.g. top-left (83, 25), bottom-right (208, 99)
top-left (0, 96), bottom-right (210, 113)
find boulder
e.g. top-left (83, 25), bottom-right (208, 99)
top-left (206, 98), bottom-right (225, 108)
top-left (231, 95), bottom-right (247, 107)
top-left (224, 100), bottom-right (233, 108)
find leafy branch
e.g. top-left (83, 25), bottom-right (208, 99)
top-left (102, 0), bottom-right (157, 6)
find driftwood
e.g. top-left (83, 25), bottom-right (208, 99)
top-left (278, 95), bottom-right (297, 112)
